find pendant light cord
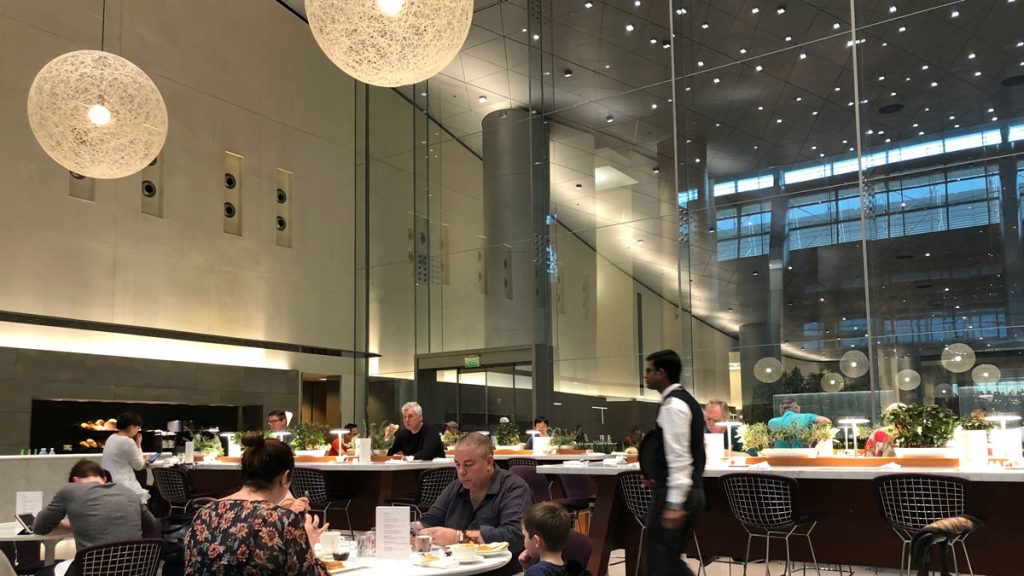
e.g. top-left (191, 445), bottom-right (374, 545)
top-left (100, 0), bottom-right (106, 51)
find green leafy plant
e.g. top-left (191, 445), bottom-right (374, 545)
top-left (367, 421), bottom-right (395, 452)
top-left (440, 431), bottom-right (466, 448)
top-left (192, 432), bottom-right (224, 456)
top-left (803, 423), bottom-right (838, 447)
top-left (231, 430), bottom-right (272, 446)
top-left (549, 427), bottom-right (579, 449)
top-left (883, 404), bottom-right (959, 448)
top-left (737, 422), bottom-right (771, 452)
top-left (494, 418), bottom-right (522, 446)
top-left (290, 421), bottom-right (329, 451)
top-left (960, 416), bottom-right (994, 431)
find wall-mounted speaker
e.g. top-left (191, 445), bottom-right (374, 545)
top-left (68, 171), bottom-right (94, 202)
top-left (275, 169), bottom-right (293, 248)
top-left (223, 152), bottom-right (243, 236)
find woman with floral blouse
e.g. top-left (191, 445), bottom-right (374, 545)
top-left (183, 432), bottom-right (330, 575)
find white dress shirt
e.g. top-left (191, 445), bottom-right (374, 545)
top-left (657, 383), bottom-right (695, 504)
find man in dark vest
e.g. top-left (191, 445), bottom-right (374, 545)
top-left (638, 349), bottom-right (706, 576)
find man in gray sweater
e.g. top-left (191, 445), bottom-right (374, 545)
top-left (32, 459), bottom-right (158, 574)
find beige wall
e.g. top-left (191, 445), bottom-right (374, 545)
top-left (0, 2), bottom-right (355, 377)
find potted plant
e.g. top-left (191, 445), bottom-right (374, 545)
top-left (192, 431), bottom-right (224, 462)
top-left (737, 422), bottom-right (771, 453)
top-left (368, 421), bottom-right (394, 461)
top-left (228, 430), bottom-right (272, 457)
top-left (440, 430), bottom-right (466, 449)
top-left (549, 428), bottom-right (581, 454)
top-left (290, 421), bottom-right (330, 457)
top-left (884, 404), bottom-right (958, 458)
top-left (956, 415), bottom-right (994, 467)
top-left (494, 418), bottom-right (522, 450)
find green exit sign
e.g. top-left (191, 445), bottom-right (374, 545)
top-left (464, 356), bottom-right (481, 368)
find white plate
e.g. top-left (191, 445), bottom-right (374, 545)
top-left (477, 545), bottom-right (508, 557)
top-left (326, 559), bottom-right (368, 573)
top-left (456, 555), bottom-right (486, 564)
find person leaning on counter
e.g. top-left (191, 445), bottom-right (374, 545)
top-left (384, 401), bottom-right (445, 460)
top-left (416, 432), bottom-right (532, 576)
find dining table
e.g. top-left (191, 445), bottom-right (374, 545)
top-left (0, 522), bottom-right (71, 565)
top-left (325, 552), bottom-right (511, 576)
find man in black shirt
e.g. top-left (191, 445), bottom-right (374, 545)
top-left (386, 401), bottom-right (445, 460)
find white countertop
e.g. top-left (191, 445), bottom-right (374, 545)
top-left (192, 460), bottom-right (455, 472)
top-left (0, 454), bottom-right (102, 461)
top-left (536, 462), bottom-right (1024, 482)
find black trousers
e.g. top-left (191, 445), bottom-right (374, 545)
top-left (644, 486), bottom-right (704, 576)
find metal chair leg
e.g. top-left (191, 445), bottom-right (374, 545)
top-left (950, 541), bottom-right (960, 576)
top-left (764, 534), bottom-right (771, 576)
top-left (784, 535), bottom-right (792, 576)
top-left (743, 533), bottom-right (752, 576)
top-left (634, 527), bottom-right (644, 576)
top-left (693, 535), bottom-right (706, 576)
top-left (804, 534), bottom-right (821, 576)
top-left (960, 540), bottom-right (974, 576)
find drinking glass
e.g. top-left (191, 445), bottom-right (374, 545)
top-left (414, 534), bottom-right (432, 554)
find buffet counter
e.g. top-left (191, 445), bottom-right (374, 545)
top-left (536, 461), bottom-right (1024, 575)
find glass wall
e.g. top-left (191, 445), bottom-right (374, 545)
top-left (363, 0), bottom-right (1024, 440)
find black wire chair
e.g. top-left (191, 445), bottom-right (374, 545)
top-left (291, 467), bottom-right (354, 536)
top-left (720, 472), bottom-right (827, 576)
top-left (874, 474), bottom-right (975, 575)
top-left (71, 539), bottom-right (163, 576)
top-left (617, 470), bottom-right (705, 576)
top-left (507, 457), bottom-right (538, 468)
top-left (150, 467), bottom-right (215, 517)
top-left (385, 466), bottom-right (457, 519)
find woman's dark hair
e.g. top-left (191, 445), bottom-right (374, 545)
top-left (115, 412), bottom-right (143, 431)
top-left (68, 459), bottom-right (105, 482)
top-left (240, 431), bottom-right (294, 491)
top-left (533, 416), bottom-right (549, 427)
top-left (645, 349), bottom-right (682, 384)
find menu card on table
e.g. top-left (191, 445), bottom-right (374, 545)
top-left (16, 491), bottom-right (43, 515)
top-left (355, 438), bottom-right (372, 463)
top-left (375, 506), bottom-right (412, 561)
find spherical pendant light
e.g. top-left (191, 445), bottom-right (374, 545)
top-left (306, 0), bottom-right (474, 87)
top-left (27, 50), bottom-right (168, 179)
top-left (753, 356), bottom-right (783, 383)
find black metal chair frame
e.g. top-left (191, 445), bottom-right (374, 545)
top-left (387, 466), bottom-right (457, 520)
top-left (71, 538), bottom-right (163, 576)
top-left (150, 466), bottom-right (215, 517)
top-left (507, 457), bottom-right (539, 468)
top-left (873, 473), bottom-right (975, 576)
top-left (291, 467), bottom-right (354, 537)
top-left (617, 470), bottom-right (706, 576)
top-left (720, 472), bottom-right (835, 576)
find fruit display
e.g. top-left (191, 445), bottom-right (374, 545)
top-left (79, 418), bottom-right (117, 431)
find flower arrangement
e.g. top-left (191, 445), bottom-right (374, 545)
top-left (494, 418), bottom-right (522, 446)
top-left (192, 431), bottom-right (224, 457)
top-left (231, 430), bottom-right (272, 446)
top-left (440, 430), bottom-right (466, 448)
top-left (737, 422), bottom-right (836, 452)
top-left (960, 416), bottom-right (994, 431)
top-left (290, 421), bottom-right (329, 451)
top-left (367, 421), bottom-right (395, 452)
top-left (883, 403), bottom-right (958, 448)
top-left (864, 427), bottom-right (896, 457)
top-left (737, 422), bottom-right (771, 452)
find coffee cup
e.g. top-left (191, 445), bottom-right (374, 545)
top-left (319, 531), bottom-right (341, 556)
top-left (450, 543), bottom-right (477, 562)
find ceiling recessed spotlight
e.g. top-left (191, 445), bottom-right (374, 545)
top-left (662, 40), bottom-right (671, 48)
top-left (992, 116), bottom-right (999, 121)
top-left (968, 52), bottom-right (976, 59)
top-left (847, 101), bottom-right (854, 106)
top-left (634, 0), bottom-right (641, 6)
top-left (885, 137), bottom-right (891, 143)
top-left (924, 106), bottom-right (931, 111)
top-left (951, 9), bottom-right (960, 17)
top-left (675, 8), bottom-right (686, 15)
top-left (889, 5), bottom-right (897, 12)
top-left (604, 64), bottom-right (611, 69)
top-left (752, 7), bottom-right (760, 14)
top-left (636, 238), bottom-right (644, 245)
top-left (563, 69), bottom-right (573, 77)
top-left (912, 123), bottom-right (919, 127)
top-left (776, 117), bottom-right (783, 123)
top-left (919, 130), bottom-right (925, 135)
top-left (878, 75), bottom-right (885, 81)
top-left (834, 86), bottom-right (841, 91)
top-left (795, 96), bottom-right (802, 101)
top-left (625, 23), bottom-right (634, 32)
top-left (755, 64), bottom-right (763, 71)
top-left (713, 77), bottom-right (720, 83)
top-left (532, 33), bottom-right (540, 40)
top-left (833, 22), bottom-right (841, 29)
top-left (866, 129), bottom-right (874, 135)
top-left (575, 183), bottom-right (582, 189)
top-left (605, 115), bottom-right (614, 123)
top-left (478, 95), bottom-right (487, 103)
top-left (921, 64), bottom-right (929, 70)
top-left (811, 145), bottom-right (817, 150)
top-left (740, 47), bottom-right (748, 54)
top-left (799, 52), bottom-right (807, 60)
top-left (954, 123), bottom-right (960, 128)
top-left (754, 145), bottom-right (759, 149)
top-left (650, 103), bottom-right (658, 109)
top-left (988, 107), bottom-right (995, 113)
top-left (1018, 41), bottom-right (1024, 47)
top-left (757, 105), bottom-right (764, 110)
top-left (890, 91), bottom-right (897, 96)
top-left (652, 166), bottom-right (659, 173)
top-left (898, 26), bottom-right (906, 32)
top-left (975, 71), bottom-right (982, 76)
top-left (812, 110), bottom-right (819, 115)
top-left (931, 81), bottom-right (939, 87)
top-left (649, 37), bottom-right (658, 44)
top-left (697, 60), bottom-right (705, 67)
top-left (949, 114), bottom-right (955, 120)
top-left (777, 5), bottom-right (787, 14)
top-left (785, 35), bottom-right (793, 42)
top-left (584, 1), bottom-right (593, 7)
top-left (694, 158), bottom-right (701, 163)
top-left (819, 152), bottom-right (825, 157)
top-left (701, 21), bottom-right (710, 29)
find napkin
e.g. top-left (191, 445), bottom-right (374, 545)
top-left (750, 461), bottom-right (772, 469)
top-left (602, 458), bottom-right (626, 467)
top-left (879, 462), bottom-right (902, 470)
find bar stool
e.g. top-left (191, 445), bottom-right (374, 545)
top-left (873, 474), bottom-right (976, 576)
top-left (150, 466), bottom-right (215, 518)
top-left (617, 470), bottom-right (705, 576)
top-left (720, 472), bottom-right (824, 576)
top-left (291, 467), bottom-right (354, 536)
top-left (385, 466), bottom-right (457, 519)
